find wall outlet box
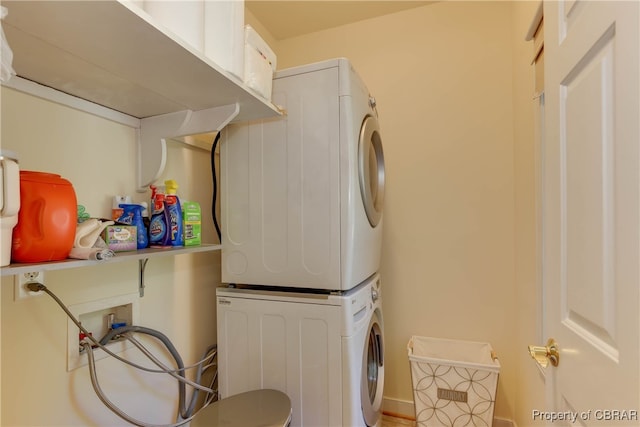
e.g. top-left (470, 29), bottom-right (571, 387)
top-left (14, 271), bottom-right (45, 301)
top-left (67, 293), bottom-right (140, 371)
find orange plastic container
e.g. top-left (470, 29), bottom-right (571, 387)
top-left (11, 171), bottom-right (77, 263)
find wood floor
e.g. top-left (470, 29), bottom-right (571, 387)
top-left (381, 414), bottom-right (417, 427)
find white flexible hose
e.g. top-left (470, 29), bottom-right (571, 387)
top-left (32, 283), bottom-right (172, 374)
top-left (31, 282), bottom-right (219, 426)
top-left (125, 335), bottom-right (215, 394)
top-left (35, 282), bottom-right (217, 376)
top-left (84, 341), bottom-right (203, 427)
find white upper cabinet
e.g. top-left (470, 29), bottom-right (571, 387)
top-left (2, 0), bottom-right (280, 189)
top-left (1, 0), bottom-right (279, 121)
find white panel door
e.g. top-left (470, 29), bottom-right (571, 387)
top-left (542, 0), bottom-right (639, 424)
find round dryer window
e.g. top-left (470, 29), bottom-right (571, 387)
top-left (358, 115), bottom-right (385, 227)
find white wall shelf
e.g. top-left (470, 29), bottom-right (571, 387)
top-left (2, 244), bottom-right (221, 297)
top-left (1, 0), bottom-right (282, 190)
top-left (0, 244), bottom-right (221, 277)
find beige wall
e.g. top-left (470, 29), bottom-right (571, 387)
top-left (245, 6), bottom-right (279, 53)
top-left (274, 0), bottom-right (517, 420)
top-left (0, 87), bottom-right (221, 426)
top-left (270, 1), bottom-right (542, 423)
top-left (1, 1), bottom-right (543, 425)
top-left (512, 2), bottom-right (547, 426)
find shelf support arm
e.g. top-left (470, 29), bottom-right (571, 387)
top-left (139, 258), bottom-right (149, 297)
top-left (137, 102), bottom-right (240, 191)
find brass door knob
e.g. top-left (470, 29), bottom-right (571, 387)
top-left (528, 338), bottom-right (560, 368)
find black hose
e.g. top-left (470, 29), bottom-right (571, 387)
top-left (211, 132), bottom-right (222, 243)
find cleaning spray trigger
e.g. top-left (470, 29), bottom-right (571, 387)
top-left (117, 204), bottom-right (148, 249)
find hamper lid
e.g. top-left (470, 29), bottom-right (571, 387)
top-left (408, 336), bottom-right (500, 372)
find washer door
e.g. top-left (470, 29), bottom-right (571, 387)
top-left (361, 309), bottom-right (384, 426)
top-left (358, 115), bottom-right (385, 227)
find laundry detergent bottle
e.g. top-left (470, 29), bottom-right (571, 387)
top-left (117, 204), bottom-right (148, 249)
top-left (149, 185), bottom-right (171, 246)
top-left (12, 171), bottom-right (77, 262)
top-left (164, 179), bottom-right (184, 246)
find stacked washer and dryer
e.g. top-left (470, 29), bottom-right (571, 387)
top-left (217, 58), bottom-right (386, 427)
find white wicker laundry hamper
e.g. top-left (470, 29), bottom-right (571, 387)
top-left (408, 336), bottom-right (500, 427)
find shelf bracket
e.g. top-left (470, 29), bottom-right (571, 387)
top-left (137, 102), bottom-right (240, 192)
top-left (138, 258), bottom-right (149, 297)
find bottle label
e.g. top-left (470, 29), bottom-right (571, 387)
top-left (149, 216), bottom-right (167, 243)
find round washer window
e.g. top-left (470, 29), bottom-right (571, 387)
top-left (361, 312), bottom-right (384, 426)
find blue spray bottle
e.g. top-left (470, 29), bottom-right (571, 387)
top-left (149, 185), bottom-right (172, 246)
top-left (164, 180), bottom-right (184, 246)
top-left (117, 204), bottom-right (148, 249)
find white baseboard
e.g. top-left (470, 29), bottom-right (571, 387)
top-left (493, 417), bottom-right (517, 427)
top-left (382, 397), bottom-right (415, 419)
top-left (382, 397), bottom-right (516, 427)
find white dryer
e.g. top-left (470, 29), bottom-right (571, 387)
top-left (216, 274), bottom-right (385, 427)
top-left (221, 58), bottom-right (385, 290)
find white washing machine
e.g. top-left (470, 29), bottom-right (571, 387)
top-left (221, 58), bottom-right (385, 291)
top-left (216, 274), bottom-right (385, 427)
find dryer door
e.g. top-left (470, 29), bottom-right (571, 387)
top-left (361, 309), bottom-right (384, 426)
top-left (358, 114), bottom-right (385, 227)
